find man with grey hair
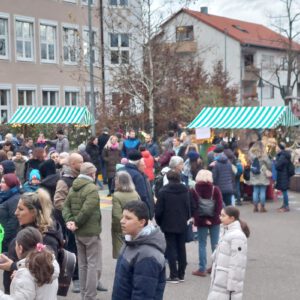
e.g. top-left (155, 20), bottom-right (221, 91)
top-left (162, 156), bottom-right (185, 186)
top-left (121, 150), bottom-right (154, 218)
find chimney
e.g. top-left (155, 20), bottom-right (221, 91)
top-left (201, 7), bottom-right (208, 14)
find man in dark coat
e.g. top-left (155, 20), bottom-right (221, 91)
top-left (98, 127), bottom-right (110, 184)
top-left (275, 142), bottom-right (294, 212)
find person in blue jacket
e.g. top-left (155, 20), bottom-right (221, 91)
top-left (112, 201), bottom-right (166, 300)
top-left (122, 130), bottom-right (140, 158)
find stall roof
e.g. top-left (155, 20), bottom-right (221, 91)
top-left (187, 106), bottom-right (300, 129)
top-left (8, 106), bottom-right (94, 125)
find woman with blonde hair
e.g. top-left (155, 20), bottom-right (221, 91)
top-left (0, 189), bottom-right (63, 294)
top-left (111, 171), bottom-right (140, 258)
top-left (191, 169), bottom-right (223, 277)
top-left (102, 135), bottom-right (121, 196)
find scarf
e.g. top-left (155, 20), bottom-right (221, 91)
top-left (0, 186), bottom-right (20, 203)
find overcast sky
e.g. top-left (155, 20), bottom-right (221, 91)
top-left (154, 0), bottom-right (299, 32)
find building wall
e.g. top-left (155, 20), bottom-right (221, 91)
top-left (0, 0), bottom-right (101, 122)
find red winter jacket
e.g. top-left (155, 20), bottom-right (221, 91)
top-left (141, 150), bottom-right (155, 181)
top-left (191, 181), bottom-right (223, 227)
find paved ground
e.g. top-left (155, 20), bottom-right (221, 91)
top-left (2, 189), bottom-right (300, 300)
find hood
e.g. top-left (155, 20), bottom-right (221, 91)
top-left (279, 150), bottom-right (291, 160)
top-left (215, 153), bottom-right (228, 163)
top-left (72, 177), bottom-right (93, 191)
top-left (141, 150), bottom-right (151, 158)
top-left (44, 221), bottom-right (64, 246)
top-left (125, 224), bottom-right (166, 254)
top-left (162, 182), bottom-right (188, 194)
top-left (195, 181), bottom-right (213, 197)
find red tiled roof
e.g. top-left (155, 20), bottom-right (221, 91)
top-left (172, 8), bottom-right (300, 51)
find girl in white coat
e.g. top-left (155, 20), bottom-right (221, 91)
top-left (0, 226), bottom-right (59, 300)
top-left (208, 206), bottom-right (250, 300)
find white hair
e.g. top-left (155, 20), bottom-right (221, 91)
top-left (169, 156), bottom-right (184, 169)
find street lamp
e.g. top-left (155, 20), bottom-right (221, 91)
top-left (257, 77), bottom-right (264, 106)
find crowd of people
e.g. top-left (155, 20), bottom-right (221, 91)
top-left (0, 126), bottom-right (296, 299)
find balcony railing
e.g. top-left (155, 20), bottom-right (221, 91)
top-left (243, 65), bottom-right (260, 82)
top-left (167, 41), bottom-right (197, 54)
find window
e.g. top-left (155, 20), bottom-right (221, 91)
top-left (262, 84), bottom-right (275, 99)
top-left (62, 25), bottom-right (79, 64)
top-left (42, 89), bottom-right (58, 106)
top-left (281, 57), bottom-right (288, 70)
top-left (176, 26), bottom-right (194, 42)
top-left (17, 88), bottom-right (35, 106)
top-left (85, 90), bottom-right (99, 107)
top-left (261, 54), bottom-right (274, 69)
top-left (81, 0), bottom-right (95, 4)
top-left (109, 0), bottom-right (128, 6)
top-left (40, 23), bottom-right (57, 63)
top-left (110, 33), bottom-right (129, 64)
top-left (0, 16), bottom-right (9, 59)
top-left (0, 89), bottom-right (10, 123)
top-left (83, 28), bottom-right (98, 65)
top-left (15, 18), bottom-right (34, 61)
top-left (244, 54), bottom-right (254, 67)
top-left (65, 89), bottom-right (79, 106)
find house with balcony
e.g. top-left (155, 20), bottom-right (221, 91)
top-left (157, 7), bottom-right (300, 107)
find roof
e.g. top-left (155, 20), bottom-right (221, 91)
top-left (163, 8), bottom-right (300, 51)
top-left (187, 106), bottom-right (300, 129)
top-left (8, 106), bottom-right (94, 126)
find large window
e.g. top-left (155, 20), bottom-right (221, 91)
top-left (17, 88), bottom-right (35, 106)
top-left (110, 33), bottom-right (129, 64)
top-left (65, 89), bottom-right (79, 106)
top-left (15, 18), bottom-right (34, 61)
top-left (63, 25), bottom-right (79, 64)
top-left (176, 26), bottom-right (194, 42)
top-left (83, 28), bottom-right (98, 65)
top-left (262, 84), bottom-right (275, 99)
top-left (109, 0), bottom-right (128, 6)
top-left (0, 89), bottom-right (10, 123)
top-left (0, 16), bottom-right (9, 59)
top-left (42, 89), bottom-right (58, 106)
top-left (261, 54), bottom-right (274, 69)
top-left (40, 23), bottom-right (57, 63)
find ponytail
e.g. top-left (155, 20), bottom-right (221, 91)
top-left (239, 219), bottom-right (250, 238)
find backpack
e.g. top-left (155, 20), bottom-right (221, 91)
top-left (196, 187), bottom-right (215, 218)
top-left (287, 160), bottom-right (295, 177)
top-left (153, 174), bottom-right (164, 198)
top-left (243, 166), bottom-right (251, 181)
top-left (251, 158), bottom-right (261, 175)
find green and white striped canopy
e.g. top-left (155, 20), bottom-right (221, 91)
top-left (8, 106), bottom-right (94, 126)
top-left (188, 106), bottom-right (300, 129)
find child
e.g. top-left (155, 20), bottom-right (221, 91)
top-left (23, 169), bottom-right (41, 192)
top-left (0, 226), bottom-right (59, 299)
top-left (13, 151), bottom-right (27, 184)
top-left (207, 206), bottom-right (250, 300)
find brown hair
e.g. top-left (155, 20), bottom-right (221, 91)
top-left (0, 150), bottom-right (8, 162)
top-left (16, 227), bottom-right (54, 287)
top-left (224, 206), bottom-right (250, 238)
top-left (166, 170), bottom-right (181, 183)
top-left (32, 148), bottom-right (45, 161)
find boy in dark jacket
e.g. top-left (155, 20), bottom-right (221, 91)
top-left (112, 201), bottom-right (166, 300)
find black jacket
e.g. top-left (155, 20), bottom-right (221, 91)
top-left (98, 133), bottom-right (110, 156)
top-left (155, 182), bottom-right (190, 233)
top-left (275, 150), bottom-right (292, 191)
top-left (86, 143), bottom-right (101, 171)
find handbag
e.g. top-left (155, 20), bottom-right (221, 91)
top-left (197, 187), bottom-right (215, 218)
top-left (185, 222), bottom-right (194, 243)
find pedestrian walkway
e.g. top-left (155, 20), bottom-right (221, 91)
top-left (99, 187), bottom-right (112, 210)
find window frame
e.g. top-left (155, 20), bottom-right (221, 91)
top-left (64, 87), bottom-right (80, 106)
top-left (62, 23), bottom-right (80, 65)
top-left (41, 86), bottom-right (59, 106)
top-left (109, 33), bottom-right (130, 65)
top-left (39, 19), bottom-right (58, 64)
top-left (82, 26), bottom-right (99, 66)
top-left (0, 13), bottom-right (10, 60)
top-left (81, 0), bottom-right (95, 5)
top-left (16, 85), bottom-right (37, 106)
top-left (176, 26), bottom-right (194, 42)
top-left (14, 15), bottom-right (35, 62)
top-left (0, 84), bottom-right (12, 123)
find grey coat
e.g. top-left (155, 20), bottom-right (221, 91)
top-left (248, 155), bottom-right (272, 186)
top-left (208, 221), bottom-right (247, 300)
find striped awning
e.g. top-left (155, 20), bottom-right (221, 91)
top-left (8, 106), bottom-right (94, 126)
top-left (188, 106), bottom-right (300, 129)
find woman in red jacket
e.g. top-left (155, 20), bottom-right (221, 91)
top-left (191, 169), bottom-right (223, 277)
top-left (140, 146), bottom-right (155, 183)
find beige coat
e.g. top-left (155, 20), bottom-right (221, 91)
top-left (248, 155), bottom-right (272, 186)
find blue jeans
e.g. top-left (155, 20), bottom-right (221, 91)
top-left (282, 190), bottom-right (289, 208)
top-left (253, 185), bottom-right (267, 205)
top-left (197, 225), bottom-right (220, 272)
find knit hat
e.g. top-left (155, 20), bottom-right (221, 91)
top-left (103, 127), bottom-right (109, 134)
top-left (3, 173), bottom-right (20, 188)
top-left (80, 162), bottom-right (97, 176)
top-left (187, 151), bottom-right (200, 161)
top-left (128, 150), bottom-right (142, 161)
top-left (78, 143), bottom-right (86, 152)
top-left (121, 158), bottom-right (129, 165)
top-left (213, 144), bottom-right (224, 154)
top-left (29, 169), bottom-right (41, 181)
top-left (0, 160), bottom-right (16, 174)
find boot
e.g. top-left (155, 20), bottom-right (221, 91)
top-left (260, 204), bottom-right (267, 213)
top-left (253, 204), bottom-right (258, 212)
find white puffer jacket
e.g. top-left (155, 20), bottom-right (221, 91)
top-left (0, 256), bottom-right (59, 300)
top-left (208, 221), bottom-right (247, 300)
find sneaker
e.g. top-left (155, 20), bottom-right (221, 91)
top-left (236, 200), bottom-right (242, 206)
top-left (107, 193), bottom-right (112, 197)
top-left (166, 277), bottom-right (180, 284)
top-left (97, 282), bottom-right (108, 292)
top-left (192, 270), bottom-right (206, 277)
top-left (206, 267), bottom-right (212, 274)
top-left (72, 280), bottom-right (80, 293)
top-left (278, 207), bottom-right (290, 212)
top-left (178, 277), bottom-right (185, 282)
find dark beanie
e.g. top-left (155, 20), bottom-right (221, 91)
top-left (3, 174), bottom-right (20, 188)
top-left (0, 160), bottom-right (16, 174)
top-left (213, 144), bottom-right (224, 154)
top-left (128, 150), bottom-right (142, 161)
top-left (187, 151), bottom-right (200, 161)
